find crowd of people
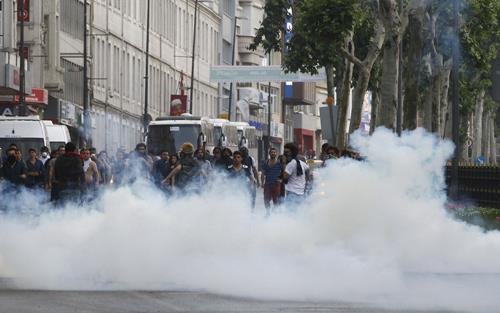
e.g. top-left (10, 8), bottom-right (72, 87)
top-left (1, 140), bottom-right (359, 214)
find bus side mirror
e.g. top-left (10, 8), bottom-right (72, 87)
top-left (220, 134), bottom-right (227, 148)
top-left (198, 132), bottom-right (207, 147)
top-left (239, 136), bottom-right (248, 149)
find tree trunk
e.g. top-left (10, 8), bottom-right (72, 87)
top-left (482, 110), bottom-right (491, 161)
top-left (326, 65), bottom-right (335, 98)
top-left (462, 112), bottom-right (473, 162)
top-left (350, 69), bottom-right (370, 133)
top-left (422, 71), bottom-right (433, 130)
top-left (472, 89), bottom-right (485, 160)
top-left (439, 63), bottom-right (452, 138)
top-left (348, 19), bottom-right (385, 133)
top-left (403, 12), bottom-right (423, 130)
top-left (338, 35), bottom-right (354, 149)
top-left (490, 116), bottom-right (497, 164)
top-left (431, 55), bottom-right (445, 133)
top-left (377, 0), bottom-right (401, 130)
top-left (370, 79), bottom-right (380, 135)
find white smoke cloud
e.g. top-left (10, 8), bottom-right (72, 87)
top-left (1, 128), bottom-right (500, 312)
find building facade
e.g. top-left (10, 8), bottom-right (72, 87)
top-left (1, 0), bottom-right (309, 157)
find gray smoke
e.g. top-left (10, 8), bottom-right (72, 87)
top-left (1, 127), bottom-right (499, 312)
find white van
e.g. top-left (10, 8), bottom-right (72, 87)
top-left (0, 116), bottom-right (50, 157)
top-left (44, 123), bottom-right (71, 152)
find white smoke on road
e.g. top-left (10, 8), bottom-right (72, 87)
top-left (1, 128), bottom-right (500, 312)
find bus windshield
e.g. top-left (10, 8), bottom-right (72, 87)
top-left (147, 124), bottom-right (201, 156)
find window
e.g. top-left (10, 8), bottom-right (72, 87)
top-left (60, 0), bottom-right (84, 40)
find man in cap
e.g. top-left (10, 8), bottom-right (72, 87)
top-left (162, 142), bottom-right (200, 190)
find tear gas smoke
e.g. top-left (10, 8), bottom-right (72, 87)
top-left (1, 128), bottom-right (500, 312)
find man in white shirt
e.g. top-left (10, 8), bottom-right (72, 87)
top-left (283, 143), bottom-right (310, 209)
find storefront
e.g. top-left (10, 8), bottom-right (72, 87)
top-left (0, 87), bottom-right (48, 117)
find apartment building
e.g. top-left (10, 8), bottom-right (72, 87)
top-left (89, 0), bottom-right (227, 153)
top-left (234, 0), bottom-right (285, 156)
top-left (0, 0), bottom-right (48, 116)
top-left (0, 0), bottom-right (292, 155)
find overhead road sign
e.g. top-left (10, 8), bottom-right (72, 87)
top-left (210, 66), bottom-right (326, 83)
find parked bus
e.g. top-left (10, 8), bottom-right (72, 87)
top-left (146, 115), bottom-right (258, 160)
top-left (146, 115), bottom-right (214, 156)
top-left (230, 121), bottom-right (258, 160)
top-left (0, 115), bottom-right (50, 157)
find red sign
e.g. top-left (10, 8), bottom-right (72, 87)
top-left (13, 88), bottom-right (49, 106)
top-left (21, 47), bottom-right (29, 59)
top-left (170, 95), bottom-right (187, 116)
top-left (17, 0), bottom-right (30, 22)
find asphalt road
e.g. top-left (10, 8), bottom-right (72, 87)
top-left (0, 290), bottom-right (465, 313)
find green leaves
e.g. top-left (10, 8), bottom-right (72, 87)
top-left (251, 0), bottom-right (361, 74)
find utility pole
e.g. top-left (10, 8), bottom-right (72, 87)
top-left (228, 15), bottom-right (238, 121)
top-left (189, 0), bottom-right (199, 115)
top-left (266, 53), bottom-right (272, 157)
top-left (396, 0), bottom-right (403, 136)
top-left (18, 0), bottom-right (27, 116)
top-left (83, 0), bottom-right (91, 145)
top-left (450, 0), bottom-right (460, 200)
top-left (143, 0), bottom-right (151, 132)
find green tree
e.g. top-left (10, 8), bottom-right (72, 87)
top-left (460, 0), bottom-right (500, 162)
top-left (250, 0), bottom-right (361, 148)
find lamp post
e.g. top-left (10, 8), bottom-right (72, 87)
top-left (83, 0), bottom-right (91, 145)
top-left (265, 53), bottom-right (272, 157)
top-left (143, 0), bottom-right (151, 133)
top-left (450, 0), bottom-right (460, 200)
top-left (189, 0), bottom-right (199, 115)
top-left (396, 0), bottom-right (403, 136)
top-left (18, 0), bottom-right (27, 116)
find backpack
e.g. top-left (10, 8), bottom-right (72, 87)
top-left (176, 156), bottom-right (200, 188)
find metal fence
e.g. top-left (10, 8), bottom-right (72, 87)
top-left (445, 164), bottom-right (500, 208)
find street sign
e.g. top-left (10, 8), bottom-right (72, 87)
top-left (210, 65), bottom-right (326, 83)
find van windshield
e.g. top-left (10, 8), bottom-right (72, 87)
top-left (50, 142), bottom-right (66, 152)
top-left (147, 124), bottom-right (201, 156)
top-left (0, 138), bottom-right (45, 159)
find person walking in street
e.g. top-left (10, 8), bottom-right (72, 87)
top-left (46, 145), bottom-right (66, 202)
top-left (126, 143), bottom-right (154, 181)
top-left (220, 148), bottom-right (233, 168)
top-left (261, 147), bottom-right (283, 215)
top-left (97, 151), bottom-right (112, 184)
top-left (227, 151), bottom-right (255, 204)
top-left (152, 150), bottom-right (170, 186)
top-left (25, 148), bottom-right (44, 189)
top-left (195, 148), bottom-right (212, 180)
top-left (39, 146), bottom-right (50, 165)
top-left (240, 146), bottom-right (259, 209)
top-left (1, 147), bottom-right (27, 187)
top-left (54, 143), bottom-right (84, 204)
top-left (162, 142), bottom-right (199, 191)
top-left (81, 148), bottom-right (101, 189)
top-left (283, 143), bottom-right (310, 210)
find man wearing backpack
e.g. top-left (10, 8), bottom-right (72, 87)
top-left (162, 142), bottom-right (199, 191)
top-left (283, 143), bottom-right (310, 210)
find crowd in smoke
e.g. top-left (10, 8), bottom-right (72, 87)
top-left (2, 129), bottom-right (500, 312)
top-left (0, 139), bottom-right (360, 214)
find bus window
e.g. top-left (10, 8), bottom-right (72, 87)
top-left (147, 124), bottom-right (201, 155)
